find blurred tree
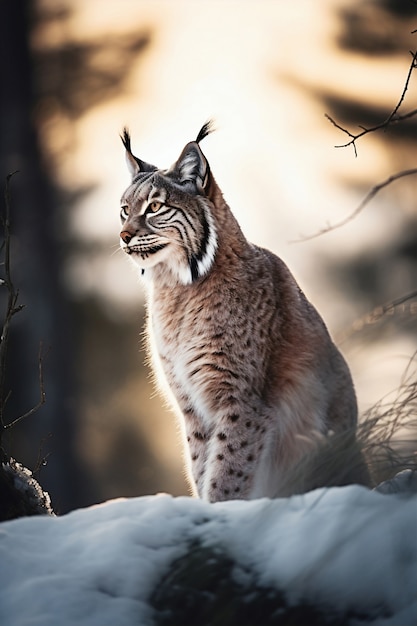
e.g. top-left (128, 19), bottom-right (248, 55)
top-left (338, 0), bottom-right (417, 55)
top-left (0, 0), bottom-right (89, 513)
top-left (0, 0), bottom-right (155, 512)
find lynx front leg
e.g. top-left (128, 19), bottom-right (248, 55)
top-left (201, 410), bottom-right (272, 502)
top-left (181, 407), bottom-right (211, 496)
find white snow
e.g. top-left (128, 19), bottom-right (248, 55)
top-left (0, 486), bottom-right (416, 626)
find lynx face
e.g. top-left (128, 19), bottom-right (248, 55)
top-left (119, 129), bottom-right (217, 284)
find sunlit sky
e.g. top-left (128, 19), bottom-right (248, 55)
top-left (34, 0), bottom-right (416, 410)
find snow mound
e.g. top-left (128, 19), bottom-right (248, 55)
top-left (0, 486), bottom-right (416, 626)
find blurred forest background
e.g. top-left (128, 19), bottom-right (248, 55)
top-left (0, 0), bottom-right (416, 513)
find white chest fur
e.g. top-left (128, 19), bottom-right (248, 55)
top-left (149, 303), bottom-right (215, 430)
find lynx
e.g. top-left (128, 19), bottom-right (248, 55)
top-left (119, 122), bottom-right (358, 502)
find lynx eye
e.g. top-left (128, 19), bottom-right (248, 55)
top-left (148, 201), bottom-right (162, 212)
top-left (120, 205), bottom-right (129, 220)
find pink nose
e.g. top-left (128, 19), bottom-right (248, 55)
top-left (120, 231), bottom-right (133, 244)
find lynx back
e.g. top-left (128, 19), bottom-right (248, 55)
top-left (119, 123), bottom-right (358, 502)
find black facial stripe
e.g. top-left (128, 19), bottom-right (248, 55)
top-left (167, 205), bottom-right (195, 231)
top-left (147, 202), bottom-right (197, 236)
top-left (132, 172), bottom-right (156, 204)
top-left (190, 256), bottom-right (199, 282)
top-left (132, 171), bottom-right (155, 188)
top-left (162, 220), bottom-right (194, 251)
top-left (152, 213), bottom-right (187, 231)
top-left (148, 206), bottom-right (196, 253)
top-left (138, 236), bottom-right (161, 245)
top-left (195, 207), bottom-right (210, 264)
top-left (129, 243), bottom-right (168, 257)
top-left (146, 205), bottom-right (174, 220)
top-left (125, 234), bottom-right (161, 248)
top-left (145, 243), bottom-right (168, 255)
top-left (188, 207), bottom-right (214, 282)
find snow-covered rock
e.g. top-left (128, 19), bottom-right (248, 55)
top-left (0, 486), bottom-right (416, 626)
top-left (0, 457), bottom-right (53, 521)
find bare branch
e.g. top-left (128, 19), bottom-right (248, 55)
top-left (1, 174), bottom-right (46, 438)
top-left (337, 291), bottom-right (417, 345)
top-left (292, 168), bottom-right (417, 242)
top-left (0, 172), bottom-right (21, 431)
top-left (326, 50), bottom-right (417, 156)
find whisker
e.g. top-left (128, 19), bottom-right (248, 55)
top-left (110, 244), bottom-right (123, 257)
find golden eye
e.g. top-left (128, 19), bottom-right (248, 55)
top-left (149, 201), bottom-right (161, 212)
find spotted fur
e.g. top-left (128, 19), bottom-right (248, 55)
top-left (119, 123), bottom-right (358, 502)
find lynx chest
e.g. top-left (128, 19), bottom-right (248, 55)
top-left (149, 280), bottom-right (273, 427)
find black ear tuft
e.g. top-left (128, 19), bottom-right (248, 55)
top-left (196, 120), bottom-right (215, 144)
top-left (120, 127), bottom-right (157, 179)
top-left (120, 127), bottom-right (133, 153)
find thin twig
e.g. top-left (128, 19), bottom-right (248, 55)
top-left (4, 342), bottom-right (47, 430)
top-left (384, 49), bottom-right (417, 125)
top-left (292, 168), bottom-right (417, 242)
top-left (34, 432), bottom-right (52, 476)
top-left (326, 50), bottom-right (417, 157)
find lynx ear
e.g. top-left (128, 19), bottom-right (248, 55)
top-left (174, 120), bottom-right (214, 188)
top-left (120, 128), bottom-right (156, 179)
top-left (174, 141), bottom-right (209, 190)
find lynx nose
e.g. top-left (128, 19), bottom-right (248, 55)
top-left (120, 230), bottom-right (133, 244)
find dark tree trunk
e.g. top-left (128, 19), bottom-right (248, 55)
top-left (0, 0), bottom-right (90, 513)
